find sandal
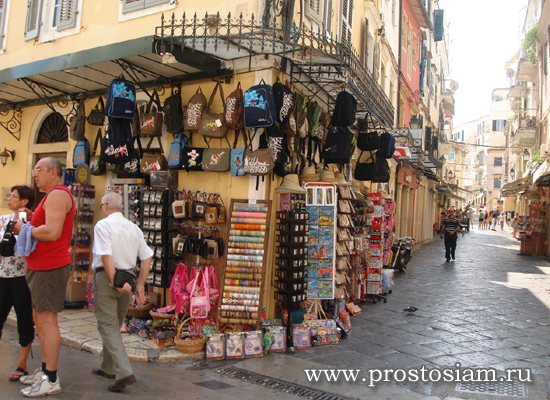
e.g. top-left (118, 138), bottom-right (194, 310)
top-left (9, 367), bottom-right (28, 382)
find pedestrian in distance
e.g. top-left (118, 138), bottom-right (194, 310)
top-left (91, 192), bottom-right (153, 393)
top-left (12, 158), bottom-right (76, 397)
top-left (492, 210), bottom-right (498, 231)
top-left (478, 209), bottom-right (484, 229)
top-left (0, 186), bottom-right (35, 382)
top-left (440, 208), bottom-right (465, 262)
top-left (487, 211), bottom-right (493, 230)
top-left (499, 213), bottom-right (505, 231)
top-left (467, 208), bottom-right (474, 229)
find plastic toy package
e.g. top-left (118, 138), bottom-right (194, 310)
top-left (206, 334), bottom-right (226, 361)
top-left (292, 326), bottom-right (311, 350)
top-left (225, 332), bottom-right (245, 359)
top-left (244, 331), bottom-right (264, 358)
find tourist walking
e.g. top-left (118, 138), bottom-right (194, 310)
top-left (440, 208), bottom-right (465, 262)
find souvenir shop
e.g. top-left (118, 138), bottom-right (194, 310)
top-left (57, 73), bottom-right (404, 358)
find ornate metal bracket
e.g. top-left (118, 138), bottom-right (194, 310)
top-left (18, 78), bottom-right (78, 126)
top-left (0, 100), bottom-right (22, 141)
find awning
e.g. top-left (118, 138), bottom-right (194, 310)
top-left (535, 171), bottom-right (550, 186)
top-left (500, 175), bottom-right (533, 197)
top-left (393, 146), bottom-right (412, 159)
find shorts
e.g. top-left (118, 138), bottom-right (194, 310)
top-left (26, 264), bottom-right (71, 313)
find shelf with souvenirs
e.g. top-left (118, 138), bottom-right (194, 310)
top-left (363, 192), bottom-right (387, 304)
top-left (274, 189), bottom-right (309, 351)
top-left (517, 203), bottom-right (547, 256)
top-left (336, 182), bottom-right (356, 302)
top-left (65, 184), bottom-right (96, 308)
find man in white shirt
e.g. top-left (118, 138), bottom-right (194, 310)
top-left (91, 192), bottom-right (153, 393)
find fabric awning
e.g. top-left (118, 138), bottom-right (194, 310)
top-left (500, 176), bottom-right (533, 197)
top-left (393, 146), bottom-right (412, 159)
top-left (535, 172), bottom-right (550, 186)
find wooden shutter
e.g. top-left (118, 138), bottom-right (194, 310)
top-left (323, 0), bottom-right (332, 38)
top-left (0, 0), bottom-right (5, 44)
top-left (305, 0), bottom-right (323, 25)
top-left (56, 0), bottom-right (77, 31)
top-left (122, 0), bottom-right (144, 14)
top-left (340, 0), bottom-right (353, 47)
top-left (25, 0), bottom-right (43, 41)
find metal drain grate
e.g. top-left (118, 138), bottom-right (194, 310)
top-left (455, 378), bottom-right (527, 398)
top-left (218, 366), bottom-right (358, 400)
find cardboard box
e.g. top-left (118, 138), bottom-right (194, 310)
top-left (150, 170), bottom-right (178, 189)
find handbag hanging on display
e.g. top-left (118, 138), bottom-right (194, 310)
top-left (140, 136), bottom-right (167, 174)
top-left (204, 196), bottom-right (219, 225)
top-left (87, 97), bottom-right (106, 126)
top-left (198, 82), bottom-right (228, 139)
top-left (140, 90), bottom-right (164, 137)
top-left (216, 194), bottom-right (226, 224)
top-left (89, 129), bottom-right (107, 176)
top-left (191, 191), bottom-right (208, 220)
top-left (354, 151), bottom-right (376, 181)
top-left (123, 135), bottom-right (143, 176)
top-left (230, 129), bottom-right (247, 177)
top-left (188, 267), bottom-right (211, 319)
top-left (242, 129), bottom-right (274, 176)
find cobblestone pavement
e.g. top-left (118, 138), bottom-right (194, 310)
top-left (1, 224), bottom-right (550, 399)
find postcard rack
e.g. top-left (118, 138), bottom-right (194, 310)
top-left (218, 199), bottom-right (272, 329)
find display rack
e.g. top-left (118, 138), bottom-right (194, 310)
top-left (365, 192), bottom-right (386, 303)
top-left (65, 184), bottom-right (95, 308)
top-left (336, 185), bottom-right (355, 300)
top-left (218, 199), bottom-right (272, 329)
top-left (274, 193), bottom-right (308, 349)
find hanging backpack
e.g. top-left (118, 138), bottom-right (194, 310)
top-left (230, 130), bottom-right (247, 177)
top-left (293, 92), bottom-right (308, 138)
top-left (105, 77), bottom-right (137, 119)
top-left (242, 129), bottom-right (275, 176)
top-left (244, 80), bottom-right (276, 128)
top-left (69, 99), bottom-right (86, 141)
top-left (164, 86), bottom-right (184, 135)
top-left (168, 133), bottom-right (189, 169)
top-left (321, 126), bottom-right (353, 165)
top-left (89, 129), bottom-right (106, 176)
top-left (73, 137), bottom-right (90, 167)
top-left (331, 90), bottom-right (357, 127)
top-left (225, 82), bottom-right (245, 131)
top-left (372, 156), bottom-right (390, 183)
top-left (260, 126), bottom-right (292, 177)
top-left (376, 131), bottom-right (396, 159)
top-left (357, 114), bottom-right (381, 152)
top-left (307, 101), bottom-right (324, 142)
top-left (184, 87), bottom-right (207, 132)
top-left (100, 117), bottom-right (134, 164)
top-left (273, 80), bottom-right (293, 123)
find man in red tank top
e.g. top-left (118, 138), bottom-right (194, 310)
top-left (13, 157), bottom-right (75, 397)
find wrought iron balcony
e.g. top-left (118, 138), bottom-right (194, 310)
top-left (155, 12), bottom-right (394, 126)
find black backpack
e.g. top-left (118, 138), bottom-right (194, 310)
top-left (331, 90), bottom-right (357, 127)
top-left (372, 157), bottom-right (390, 182)
top-left (376, 131), bottom-right (396, 159)
top-left (164, 87), bottom-right (184, 134)
top-left (260, 126), bottom-right (292, 177)
top-left (244, 80), bottom-right (277, 128)
top-left (105, 77), bottom-right (137, 119)
top-left (273, 80), bottom-right (293, 124)
top-left (321, 126), bottom-right (353, 165)
top-left (100, 118), bottom-right (135, 164)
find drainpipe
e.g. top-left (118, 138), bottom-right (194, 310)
top-left (396, 0), bottom-right (403, 127)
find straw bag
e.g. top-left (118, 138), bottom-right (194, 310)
top-left (175, 318), bottom-right (205, 354)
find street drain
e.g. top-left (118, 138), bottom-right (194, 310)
top-left (218, 366), bottom-right (358, 400)
top-left (455, 379), bottom-right (527, 398)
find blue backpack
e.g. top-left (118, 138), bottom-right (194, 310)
top-left (106, 77), bottom-right (137, 119)
top-left (168, 133), bottom-right (189, 169)
top-left (244, 81), bottom-right (276, 128)
top-left (73, 138), bottom-right (90, 167)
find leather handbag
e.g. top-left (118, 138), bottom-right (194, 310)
top-left (87, 97), bottom-right (106, 126)
top-left (354, 151), bottom-right (376, 181)
top-left (242, 129), bottom-right (274, 176)
top-left (140, 91), bottom-right (164, 137)
top-left (140, 136), bottom-right (167, 174)
top-left (89, 129), bottom-right (106, 176)
top-left (113, 269), bottom-right (136, 291)
top-left (199, 82), bottom-right (228, 139)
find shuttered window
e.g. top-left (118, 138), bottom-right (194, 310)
top-left (340, 0), bottom-right (353, 47)
top-left (25, 0), bottom-right (43, 41)
top-left (122, 0), bottom-right (169, 14)
top-left (306, 0), bottom-right (323, 25)
top-left (323, 0), bottom-right (332, 38)
top-left (0, 0), bottom-right (6, 45)
top-left (56, 0), bottom-right (77, 31)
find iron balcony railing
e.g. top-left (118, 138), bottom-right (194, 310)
top-left (155, 12), bottom-right (394, 126)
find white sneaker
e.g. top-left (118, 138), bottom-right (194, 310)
top-left (19, 368), bottom-right (44, 386)
top-left (20, 375), bottom-right (61, 397)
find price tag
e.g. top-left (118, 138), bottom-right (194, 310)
top-left (248, 199), bottom-right (257, 205)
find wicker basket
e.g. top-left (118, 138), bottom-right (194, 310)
top-left (175, 318), bottom-right (205, 354)
top-left (149, 310), bottom-right (175, 320)
top-left (127, 301), bottom-right (153, 318)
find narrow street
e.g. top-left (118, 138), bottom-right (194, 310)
top-left (2, 224), bottom-right (550, 400)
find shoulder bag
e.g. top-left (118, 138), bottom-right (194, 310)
top-left (87, 97), bottom-right (106, 126)
top-left (140, 90), bottom-right (164, 137)
top-left (199, 82), bottom-right (228, 139)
